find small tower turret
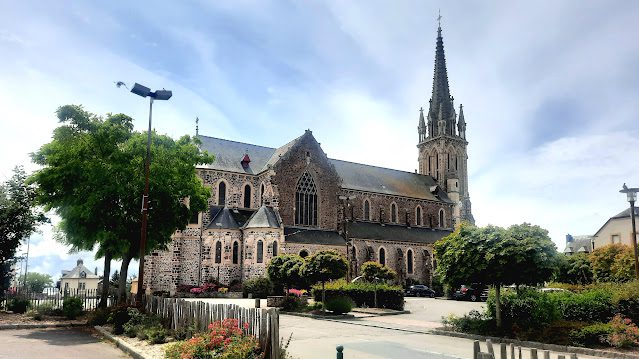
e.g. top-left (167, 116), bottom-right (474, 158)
top-left (457, 104), bottom-right (466, 140)
top-left (418, 107), bottom-right (426, 143)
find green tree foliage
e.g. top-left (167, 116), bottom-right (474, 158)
top-left (435, 223), bottom-right (558, 328)
top-left (110, 270), bottom-right (120, 288)
top-left (30, 105), bottom-right (214, 302)
top-left (266, 254), bottom-right (305, 294)
top-left (22, 272), bottom-right (53, 293)
top-left (610, 247), bottom-right (635, 282)
top-left (554, 253), bottom-right (594, 284)
top-left (301, 250), bottom-right (347, 311)
top-left (590, 244), bottom-right (631, 283)
top-left (0, 167), bottom-right (47, 292)
top-left (360, 261), bottom-right (396, 282)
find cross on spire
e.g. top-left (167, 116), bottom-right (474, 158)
top-left (437, 9), bottom-right (442, 27)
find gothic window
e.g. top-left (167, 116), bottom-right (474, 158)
top-left (439, 209), bottom-right (445, 228)
top-left (363, 200), bottom-right (370, 221)
top-left (257, 240), bottom-right (264, 263)
top-left (215, 242), bottom-right (222, 263)
top-left (272, 241), bottom-right (278, 257)
top-left (232, 241), bottom-right (239, 264)
top-left (295, 172), bottom-right (318, 226)
top-left (379, 247), bottom-right (386, 266)
top-left (299, 249), bottom-right (309, 258)
top-left (390, 203), bottom-right (397, 223)
top-left (407, 249), bottom-right (413, 274)
top-left (243, 184), bottom-right (251, 208)
top-left (218, 182), bottom-right (226, 206)
top-left (416, 206), bottom-right (422, 226)
top-left (260, 183), bottom-right (265, 205)
top-left (189, 211), bottom-right (199, 224)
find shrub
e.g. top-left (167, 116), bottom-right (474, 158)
top-left (87, 307), bottom-right (111, 326)
top-left (324, 296), bottom-right (353, 314)
top-left (487, 289), bottom-right (560, 330)
top-left (570, 323), bottom-right (613, 347)
top-left (176, 284), bottom-right (196, 293)
top-left (442, 310), bottom-right (493, 335)
top-left (108, 304), bottom-right (134, 334)
top-left (311, 279), bottom-right (404, 310)
top-left (143, 325), bottom-right (167, 344)
top-left (218, 287), bottom-right (229, 293)
top-left (62, 297), bottom-right (83, 319)
top-left (606, 314), bottom-right (639, 348)
top-left (281, 295), bottom-right (305, 312)
top-left (552, 289), bottom-right (614, 323)
top-left (229, 279), bottom-right (242, 293)
top-left (26, 309), bottom-right (42, 320)
top-left (8, 298), bottom-right (30, 314)
top-left (242, 277), bottom-right (273, 299)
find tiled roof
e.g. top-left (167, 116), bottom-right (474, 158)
top-left (612, 207), bottom-right (639, 219)
top-left (206, 206), bottom-right (255, 229)
top-left (61, 263), bottom-right (99, 279)
top-left (284, 227), bottom-right (345, 245)
top-left (207, 207), bottom-right (239, 229)
top-left (245, 206), bottom-right (281, 229)
top-left (349, 221), bottom-right (452, 244)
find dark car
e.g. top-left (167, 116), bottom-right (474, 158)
top-left (405, 285), bottom-right (436, 297)
top-left (454, 284), bottom-right (488, 302)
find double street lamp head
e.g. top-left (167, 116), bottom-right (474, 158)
top-left (620, 184), bottom-right (639, 203)
top-left (131, 82), bottom-right (173, 101)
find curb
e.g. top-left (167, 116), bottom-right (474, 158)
top-left (350, 309), bottom-right (410, 316)
top-left (430, 329), bottom-right (639, 359)
top-left (94, 325), bottom-right (146, 359)
top-left (0, 323), bottom-right (86, 330)
top-left (281, 311), bottom-right (356, 320)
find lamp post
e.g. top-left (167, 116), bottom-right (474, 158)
top-left (620, 184), bottom-right (639, 279)
top-left (339, 194), bottom-right (356, 282)
top-left (128, 83), bottom-right (173, 303)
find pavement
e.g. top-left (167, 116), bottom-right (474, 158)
top-left (0, 327), bottom-right (128, 359)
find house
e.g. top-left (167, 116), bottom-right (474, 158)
top-left (563, 234), bottom-right (594, 255)
top-left (60, 259), bottom-right (100, 294)
top-left (593, 207), bottom-right (639, 250)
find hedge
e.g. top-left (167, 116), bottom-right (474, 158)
top-left (311, 280), bottom-right (404, 310)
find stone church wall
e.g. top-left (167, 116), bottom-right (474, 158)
top-left (283, 243), bottom-right (346, 258)
top-left (242, 229), bottom-right (284, 279)
top-left (352, 239), bottom-right (433, 285)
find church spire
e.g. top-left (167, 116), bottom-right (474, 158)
top-left (457, 104), bottom-right (466, 139)
top-left (418, 107), bottom-right (426, 142)
top-left (428, 16), bottom-right (455, 137)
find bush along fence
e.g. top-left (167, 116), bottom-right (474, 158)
top-left (311, 280), bottom-right (404, 311)
top-left (473, 340), bottom-right (580, 359)
top-left (144, 296), bottom-right (280, 359)
top-left (1, 288), bottom-right (112, 311)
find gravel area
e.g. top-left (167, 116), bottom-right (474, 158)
top-left (98, 325), bottom-right (172, 359)
top-left (0, 311), bottom-right (86, 326)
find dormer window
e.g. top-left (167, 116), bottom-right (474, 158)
top-left (241, 153), bottom-right (251, 168)
top-left (80, 271), bottom-right (86, 278)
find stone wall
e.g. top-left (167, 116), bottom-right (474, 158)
top-left (283, 242), bottom-right (346, 258)
top-left (242, 229), bottom-right (285, 279)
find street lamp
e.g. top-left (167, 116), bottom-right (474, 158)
top-left (126, 82), bottom-right (173, 303)
top-left (620, 184), bottom-right (639, 279)
top-left (339, 194), bottom-right (357, 282)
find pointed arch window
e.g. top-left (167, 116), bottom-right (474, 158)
top-left (272, 241), bottom-right (278, 257)
top-left (407, 249), bottom-right (414, 274)
top-left (379, 247), bottom-right (386, 266)
top-left (218, 182), bottom-right (226, 206)
top-left (439, 209), bottom-right (445, 228)
top-left (390, 203), bottom-right (397, 223)
top-left (416, 206), bottom-right (422, 226)
top-left (215, 242), bottom-right (222, 263)
top-left (232, 241), bottom-right (239, 264)
top-left (295, 172), bottom-right (318, 226)
top-left (243, 184), bottom-right (251, 208)
top-left (363, 200), bottom-right (370, 221)
top-left (260, 183), bottom-right (265, 205)
top-left (257, 240), bottom-right (264, 263)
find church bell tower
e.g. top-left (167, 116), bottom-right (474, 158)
top-left (417, 18), bottom-right (474, 225)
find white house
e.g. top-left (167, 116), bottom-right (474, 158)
top-left (593, 207), bottom-right (639, 250)
top-left (60, 259), bottom-right (100, 294)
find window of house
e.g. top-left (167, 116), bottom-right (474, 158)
top-left (215, 241), bottom-right (222, 263)
top-left (243, 184), bottom-right (251, 208)
top-left (612, 234), bottom-right (620, 244)
top-left (295, 172), bottom-right (318, 226)
top-left (80, 271), bottom-right (86, 278)
top-left (232, 241), bottom-right (239, 264)
top-left (407, 249), bottom-right (413, 274)
top-left (78, 282), bottom-right (86, 290)
top-left (379, 247), bottom-right (386, 266)
top-left (257, 240), bottom-right (264, 263)
top-left (299, 250), bottom-right (309, 258)
top-left (272, 241), bottom-right (278, 257)
top-left (364, 200), bottom-right (370, 221)
top-left (416, 206), bottom-right (422, 226)
top-left (218, 182), bottom-right (226, 206)
top-left (439, 209), bottom-right (445, 227)
top-left (391, 203), bottom-right (397, 223)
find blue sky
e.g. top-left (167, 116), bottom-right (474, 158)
top-left (1, 1), bottom-right (639, 280)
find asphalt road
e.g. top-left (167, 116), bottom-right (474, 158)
top-left (0, 327), bottom-right (127, 359)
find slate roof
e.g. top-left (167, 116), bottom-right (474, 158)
top-left (349, 221), bottom-right (452, 244)
top-left (61, 261), bottom-right (99, 279)
top-left (207, 207), bottom-right (239, 229)
top-left (564, 235), bottom-right (593, 254)
top-left (245, 206), bottom-right (281, 229)
top-left (284, 227), bottom-right (346, 245)
top-left (197, 135), bottom-right (451, 202)
top-left (206, 206), bottom-right (255, 229)
top-left (594, 207), bottom-right (639, 237)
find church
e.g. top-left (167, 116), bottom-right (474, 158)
top-left (144, 23), bottom-right (474, 292)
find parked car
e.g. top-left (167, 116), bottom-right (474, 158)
top-left (539, 287), bottom-right (569, 293)
top-left (453, 284), bottom-right (488, 302)
top-left (405, 285), bottom-right (436, 297)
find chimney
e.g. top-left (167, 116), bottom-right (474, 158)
top-left (77, 259), bottom-right (83, 266)
top-left (94, 267), bottom-right (98, 275)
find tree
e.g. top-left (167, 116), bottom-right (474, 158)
top-left (435, 223), bottom-right (558, 328)
top-left (31, 105), bottom-right (214, 305)
top-left (0, 167), bottom-right (47, 293)
top-left (611, 246), bottom-right (635, 282)
top-left (110, 270), bottom-right (120, 288)
top-left (361, 261), bottom-right (396, 282)
top-left (267, 254), bottom-right (305, 294)
top-left (301, 250), bottom-right (347, 312)
top-left (590, 244), bottom-right (628, 283)
top-left (22, 272), bottom-right (53, 293)
top-left (553, 253), bottom-right (593, 284)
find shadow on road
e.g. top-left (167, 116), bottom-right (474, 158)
top-left (16, 327), bottom-right (103, 346)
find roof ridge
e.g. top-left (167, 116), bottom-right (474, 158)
top-left (329, 158), bottom-right (431, 178)
top-left (198, 135), bottom-right (276, 150)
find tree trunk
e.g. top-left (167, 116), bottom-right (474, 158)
top-left (99, 251), bottom-right (111, 308)
top-left (495, 285), bottom-right (502, 329)
top-left (118, 251), bottom-right (132, 303)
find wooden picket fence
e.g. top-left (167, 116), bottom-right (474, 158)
top-left (474, 340), bottom-right (579, 359)
top-left (1, 288), bottom-right (113, 310)
top-left (145, 296), bottom-right (280, 359)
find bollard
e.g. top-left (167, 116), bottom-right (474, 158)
top-left (336, 345), bottom-right (344, 359)
top-left (473, 341), bottom-right (480, 359)
top-left (255, 298), bottom-right (260, 308)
